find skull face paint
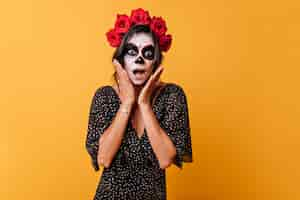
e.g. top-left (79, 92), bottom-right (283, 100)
top-left (123, 32), bottom-right (155, 86)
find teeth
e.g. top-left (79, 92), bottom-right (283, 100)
top-left (133, 69), bottom-right (145, 74)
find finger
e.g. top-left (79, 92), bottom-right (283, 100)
top-left (114, 59), bottom-right (127, 75)
top-left (152, 67), bottom-right (164, 81)
top-left (143, 74), bottom-right (153, 88)
top-left (113, 59), bottom-right (122, 75)
top-left (153, 66), bottom-right (163, 77)
top-left (148, 67), bottom-right (162, 84)
top-left (152, 71), bottom-right (163, 88)
top-left (116, 73), bottom-right (120, 84)
top-left (120, 67), bottom-right (130, 81)
top-left (113, 59), bottom-right (120, 68)
top-left (113, 59), bottom-right (128, 81)
top-left (114, 65), bottom-right (121, 82)
top-left (146, 75), bottom-right (158, 91)
top-left (157, 66), bottom-right (164, 75)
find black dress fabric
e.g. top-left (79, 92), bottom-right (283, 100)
top-left (85, 83), bottom-right (193, 200)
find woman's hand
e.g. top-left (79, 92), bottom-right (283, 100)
top-left (113, 59), bottom-right (136, 105)
top-left (138, 66), bottom-right (164, 106)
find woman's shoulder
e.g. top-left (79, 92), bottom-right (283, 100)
top-left (92, 85), bottom-right (118, 101)
top-left (94, 84), bottom-right (117, 94)
top-left (158, 82), bottom-right (189, 108)
top-left (164, 82), bottom-right (185, 91)
top-left (161, 82), bottom-right (187, 97)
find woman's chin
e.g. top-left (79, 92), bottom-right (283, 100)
top-left (132, 80), bottom-right (145, 86)
top-left (130, 75), bottom-right (149, 86)
top-left (130, 78), bottom-right (147, 86)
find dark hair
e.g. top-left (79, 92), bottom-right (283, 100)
top-left (111, 24), bottom-right (164, 84)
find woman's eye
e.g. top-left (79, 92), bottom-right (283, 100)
top-left (142, 45), bottom-right (155, 59)
top-left (144, 50), bottom-right (153, 57)
top-left (127, 49), bottom-right (137, 56)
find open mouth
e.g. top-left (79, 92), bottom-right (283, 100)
top-left (132, 69), bottom-right (146, 79)
top-left (133, 69), bottom-right (146, 74)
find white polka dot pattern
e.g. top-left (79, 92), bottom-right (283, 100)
top-left (85, 83), bottom-right (193, 200)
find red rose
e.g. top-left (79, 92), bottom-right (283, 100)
top-left (106, 8), bottom-right (172, 51)
top-left (130, 8), bottom-right (151, 25)
top-left (159, 34), bottom-right (172, 52)
top-left (106, 28), bottom-right (122, 47)
top-left (150, 16), bottom-right (167, 37)
top-left (114, 14), bottom-right (131, 34)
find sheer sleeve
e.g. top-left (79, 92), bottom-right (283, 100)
top-left (85, 86), bottom-right (113, 172)
top-left (160, 84), bottom-right (193, 169)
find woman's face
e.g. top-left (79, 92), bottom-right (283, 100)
top-left (123, 32), bottom-right (155, 86)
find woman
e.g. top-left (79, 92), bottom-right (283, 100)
top-left (85, 8), bottom-right (193, 200)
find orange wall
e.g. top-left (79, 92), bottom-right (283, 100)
top-left (2, 1), bottom-right (300, 199)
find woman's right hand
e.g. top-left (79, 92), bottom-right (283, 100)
top-left (113, 59), bottom-right (136, 105)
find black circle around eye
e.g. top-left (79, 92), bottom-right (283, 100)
top-left (144, 51), bottom-right (153, 57)
top-left (124, 43), bottom-right (138, 56)
top-left (142, 46), bottom-right (154, 60)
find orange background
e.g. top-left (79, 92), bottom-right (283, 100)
top-left (2, 0), bottom-right (300, 199)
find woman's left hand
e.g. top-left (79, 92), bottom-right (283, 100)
top-left (138, 66), bottom-right (164, 106)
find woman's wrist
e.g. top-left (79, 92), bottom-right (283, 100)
top-left (119, 102), bottom-right (133, 114)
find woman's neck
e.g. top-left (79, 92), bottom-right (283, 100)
top-left (133, 85), bottom-right (143, 99)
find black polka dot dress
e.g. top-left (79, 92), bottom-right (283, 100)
top-left (85, 83), bottom-right (193, 200)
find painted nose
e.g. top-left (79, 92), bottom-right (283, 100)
top-left (135, 56), bottom-right (145, 64)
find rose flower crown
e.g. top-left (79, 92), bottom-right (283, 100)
top-left (106, 8), bottom-right (172, 52)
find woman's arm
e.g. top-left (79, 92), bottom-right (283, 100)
top-left (97, 102), bottom-right (133, 168)
top-left (140, 103), bottom-right (177, 169)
